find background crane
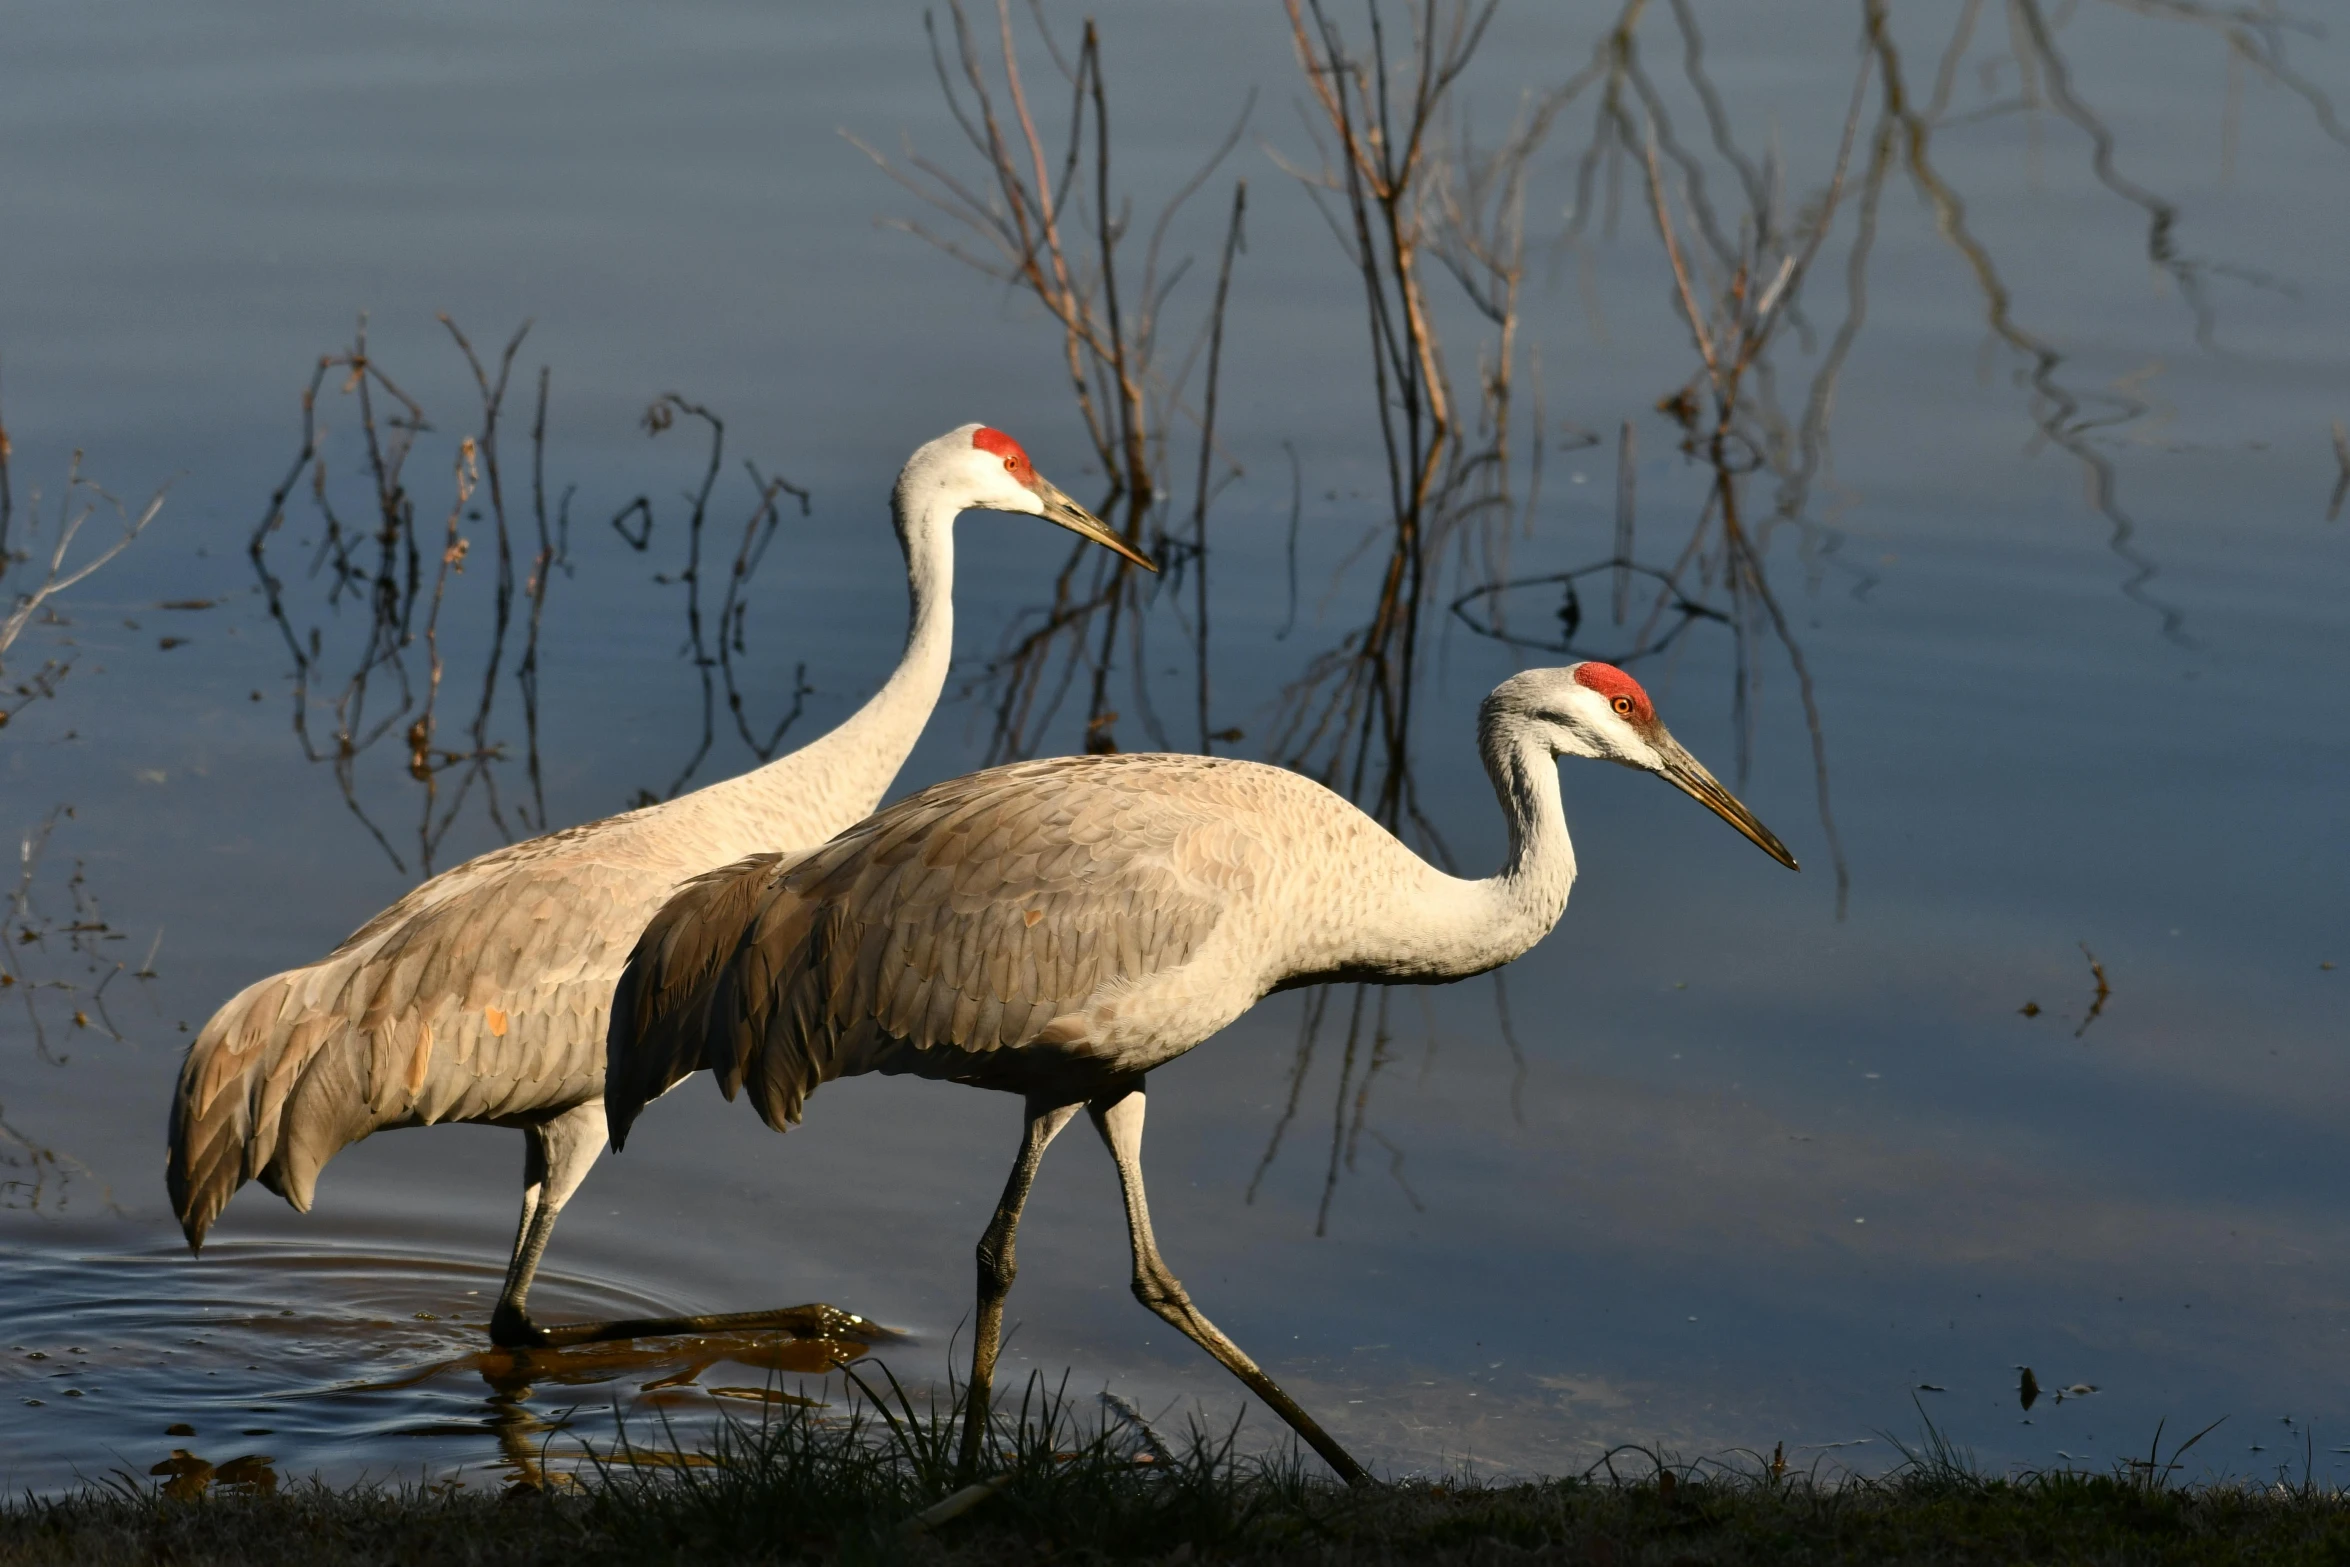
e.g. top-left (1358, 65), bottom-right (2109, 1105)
top-left (168, 423), bottom-right (1149, 1348)
top-left (605, 660), bottom-right (1798, 1483)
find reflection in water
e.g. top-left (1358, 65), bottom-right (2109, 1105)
top-left (1455, 0), bottom-right (2350, 912)
top-left (0, 405), bottom-right (170, 728)
top-left (1865, 0), bottom-right (2197, 643)
top-left (854, 0), bottom-right (1250, 761)
top-left (1550, 0), bottom-right (2342, 653)
top-left (347, 1329), bottom-right (867, 1486)
top-left (943, 0), bottom-right (2350, 1222)
top-left (0, 399), bottom-right (168, 1213)
top-left (1450, 558), bottom-right (1727, 667)
top-left (1199, 1), bottom-right (1570, 1230)
top-left (149, 1447), bottom-right (281, 1500)
top-left (603, 394), bottom-right (814, 804)
top-left (1793, 0), bottom-right (2335, 647)
top-left (1547, 1), bottom-right (1871, 913)
top-left (0, 1240), bottom-right (875, 1493)
top-left (0, 811), bottom-right (146, 1216)
top-left (251, 322), bottom-right (822, 871)
top-left (251, 316), bottom-right (568, 876)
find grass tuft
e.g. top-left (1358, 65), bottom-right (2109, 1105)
top-left (8, 1375), bottom-right (2350, 1564)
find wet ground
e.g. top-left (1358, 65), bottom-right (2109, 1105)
top-left (2, 0), bottom-right (2346, 1495)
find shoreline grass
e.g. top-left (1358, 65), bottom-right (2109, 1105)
top-left (8, 1376), bottom-right (2350, 1564)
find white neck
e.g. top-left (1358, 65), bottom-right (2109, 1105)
top-left (1458, 711), bottom-right (1581, 975)
top-left (1315, 711), bottom-right (1578, 989)
top-left (682, 478), bottom-right (956, 846)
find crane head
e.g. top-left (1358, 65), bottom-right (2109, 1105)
top-left (1489, 663), bottom-right (1799, 870)
top-left (917, 425), bottom-right (1155, 570)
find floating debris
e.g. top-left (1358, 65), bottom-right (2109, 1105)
top-left (2075, 944), bottom-right (2112, 1038)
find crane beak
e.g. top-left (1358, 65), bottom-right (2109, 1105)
top-left (1033, 477), bottom-right (1157, 572)
top-left (1653, 737), bottom-right (1800, 871)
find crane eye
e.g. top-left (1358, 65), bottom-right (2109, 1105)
top-left (1611, 695), bottom-right (1634, 717)
top-left (1004, 457), bottom-right (1018, 472)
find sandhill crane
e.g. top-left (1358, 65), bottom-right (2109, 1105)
top-left (168, 424), bottom-right (1149, 1349)
top-left (603, 661), bottom-right (1797, 1483)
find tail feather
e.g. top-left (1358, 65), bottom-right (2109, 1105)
top-left (168, 976), bottom-right (273, 1249)
top-left (727, 899), bottom-right (834, 1133)
top-left (166, 968), bottom-right (383, 1250)
top-left (605, 853), bottom-right (785, 1150)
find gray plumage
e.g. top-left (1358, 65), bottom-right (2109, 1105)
top-left (164, 424), bottom-right (1144, 1346)
top-left (603, 667), bottom-right (1799, 1482)
top-left (174, 817), bottom-right (738, 1234)
top-left (608, 754), bottom-right (1256, 1142)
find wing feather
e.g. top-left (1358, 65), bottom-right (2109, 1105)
top-left (170, 836), bottom-right (728, 1247)
top-left (600, 852), bottom-right (788, 1126)
top-left (606, 755), bottom-right (1269, 1145)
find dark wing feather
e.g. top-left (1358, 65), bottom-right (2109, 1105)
top-left (602, 853), bottom-right (787, 1146)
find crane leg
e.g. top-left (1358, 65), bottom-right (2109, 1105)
top-left (487, 1102), bottom-right (604, 1347)
top-left (487, 1100), bottom-right (884, 1351)
top-left (1088, 1083), bottom-right (1373, 1487)
top-left (957, 1093), bottom-right (1083, 1479)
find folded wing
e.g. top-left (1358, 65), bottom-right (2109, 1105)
top-left (606, 755), bottom-right (1264, 1144)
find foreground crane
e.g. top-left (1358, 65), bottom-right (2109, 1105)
top-left (168, 424), bottom-right (1148, 1348)
top-left (604, 661), bottom-right (1798, 1483)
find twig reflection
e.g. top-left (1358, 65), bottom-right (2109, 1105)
top-left (250, 316), bottom-right (566, 876)
top-left (0, 404), bottom-right (163, 1214)
top-left (252, 322), bottom-right (822, 868)
top-left (1256, 0), bottom-right (1554, 1228)
top-left (854, 0), bottom-right (1250, 760)
top-left (878, 0), bottom-right (2345, 1221)
top-left (604, 394), bottom-right (814, 804)
top-left (0, 425), bottom-right (168, 729)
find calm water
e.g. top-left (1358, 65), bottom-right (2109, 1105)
top-left (2, 0), bottom-right (2345, 1494)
